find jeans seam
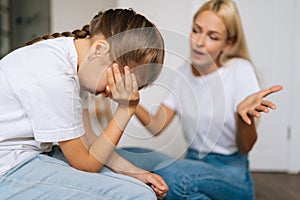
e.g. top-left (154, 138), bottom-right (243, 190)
top-left (101, 171), bottom-right (155, 195)
top-left (182, 174), bottom-right (253, 200)
top-left (1, 176), bottom-right (112, 199)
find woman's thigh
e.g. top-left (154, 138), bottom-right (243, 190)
top-left (154, 154), bottom-right (254, 200)
top-left (0, 154), bottom-right (156, 200)
top-left (116, 147), bottom-right (177, 172)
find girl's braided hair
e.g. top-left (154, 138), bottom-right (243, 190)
top-left (26, 8), bottom-right (165, 88)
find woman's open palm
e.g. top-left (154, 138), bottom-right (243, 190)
top-left (237, 85), bottom-right (283, 125)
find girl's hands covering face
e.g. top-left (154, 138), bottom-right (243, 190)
top-left (106, 63), bottom-right (140, 111)
top-left (237, 85), bottom-right (283, 125)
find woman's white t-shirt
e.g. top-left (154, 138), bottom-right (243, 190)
top-left (0, 37), bottom-right (85, 176)
top-left (162, 58), bottom-right (260, 155)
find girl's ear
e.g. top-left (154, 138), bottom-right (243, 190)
top-left (94, 40), bottom-right (110, 55)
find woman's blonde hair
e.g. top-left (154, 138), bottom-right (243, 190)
top-left (194, 0), bottom-right (250, 65)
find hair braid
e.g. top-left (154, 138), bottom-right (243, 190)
top-left (25, 24), bottom-right (90, 45)
top-left (24, 8), bottom-right (165, 90)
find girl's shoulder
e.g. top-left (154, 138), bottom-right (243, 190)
top-left (31, 37), bottom-right (75, 52)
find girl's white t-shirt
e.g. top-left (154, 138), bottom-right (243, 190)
top-left (162, 58), bottom-right (260, 155)
top-left (0, 37), bottom-right (85, 176)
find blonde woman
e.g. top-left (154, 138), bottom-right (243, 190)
top-left (117, 1), bottom-right (282, 199)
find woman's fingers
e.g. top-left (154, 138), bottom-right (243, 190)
top-left (237, 85), bottom-right (283, 125)
top-left (248, 109), bottom-right (261, 118)
top-left (255, 105), bottom-right (269, 113)
top-left (269, 85), bottom-right (283, 93)
top-left (239, 111), bottom-right (251, 125)
top-left (261, 100), bottom-right (276, 110)
top-left (259, 85), bottom-right (283, 98)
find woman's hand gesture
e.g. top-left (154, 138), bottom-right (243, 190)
top-left (237, 85), bottom-right (283, 125)
top-left (107, 63), bottom-right (140, 113)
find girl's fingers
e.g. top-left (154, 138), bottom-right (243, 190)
top-left (107, 67), bottom-right (115, 92)
top-left (112, 63), bottom-right (124, 91)
top-left (131, 73), bottom-right (138, 92)
top-left (124, 66), bottom-right (132, 92)
top-left (147, 175), bottom-right (166, 191)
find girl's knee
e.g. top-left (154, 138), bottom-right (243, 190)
top-left (122, 183), bottom-right (156, 200)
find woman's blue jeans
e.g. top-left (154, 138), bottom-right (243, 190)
top-left (116, 147), bottom-right (254, 200)
top-left (0, 146), bottom-right (156, 200)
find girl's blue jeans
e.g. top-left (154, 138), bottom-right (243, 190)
top-left (0, 146), bottom-right (156, 200)
top-left (116, 147), bottom-right (254, 200)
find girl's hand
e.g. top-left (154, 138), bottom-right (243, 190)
top-left (237, 85), bottom-right (283, 125)
top-left (135, 171), bottom-right (169, 200)
top-left (107, 63), bottom-right (140, 112)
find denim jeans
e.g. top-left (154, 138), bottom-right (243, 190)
top-left (116, 147), bottom-right (254, 200)
top-left (0, 146), bottom-right (156, 200)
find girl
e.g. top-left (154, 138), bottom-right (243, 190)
top-left (117, 1), bottom-right (282, 199)
top-left (0, 8), bottom-right (168, 199)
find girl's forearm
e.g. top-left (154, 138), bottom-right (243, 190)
top-left (105, 151), bottom-right (146, 176)
top-left (88, 106), bottom-right (135, 164)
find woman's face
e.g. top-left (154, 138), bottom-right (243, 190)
top-left (190, 11), bottom-right (229, 74)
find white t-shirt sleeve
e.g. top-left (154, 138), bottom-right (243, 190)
top-left (16, 75), bottom-right (85, 142)
top-left (232, 59), bottom-right (261, 110)
top-left (80, 90), bottom-right (89, 109)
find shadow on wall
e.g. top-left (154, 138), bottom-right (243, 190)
top-left (0, 0), bottom-right (50, 58)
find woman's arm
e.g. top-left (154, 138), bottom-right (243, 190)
top-left (235, 113), bottom-right (257, 154)
top-left (135, 104), bottom-right (176, 136)
top-left (235, 85), bottom-right (283, 154)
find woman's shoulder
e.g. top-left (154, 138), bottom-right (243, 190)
top-left (224, 58), bottom-right (253, 68)
top-left (222, 58), bottom-right (255, 74)
top-left (175, 62), bottom-right (192, 75)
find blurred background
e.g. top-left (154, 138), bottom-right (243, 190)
top-left (1, 0), bottom-right (299, 175)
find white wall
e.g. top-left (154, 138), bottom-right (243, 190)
top-left (50, 0), bottom-right (300, 171)
top-left (115, 0), bottom-right (208, 158)
top-left (50, 0), bottom-right (116, 32)
top-left (289, 0), bottom-right (300, 173)
top-left (116, 0), bottom-right (300, 172)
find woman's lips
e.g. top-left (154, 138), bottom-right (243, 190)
top-left (192, 49), bottom-right (205, 58)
